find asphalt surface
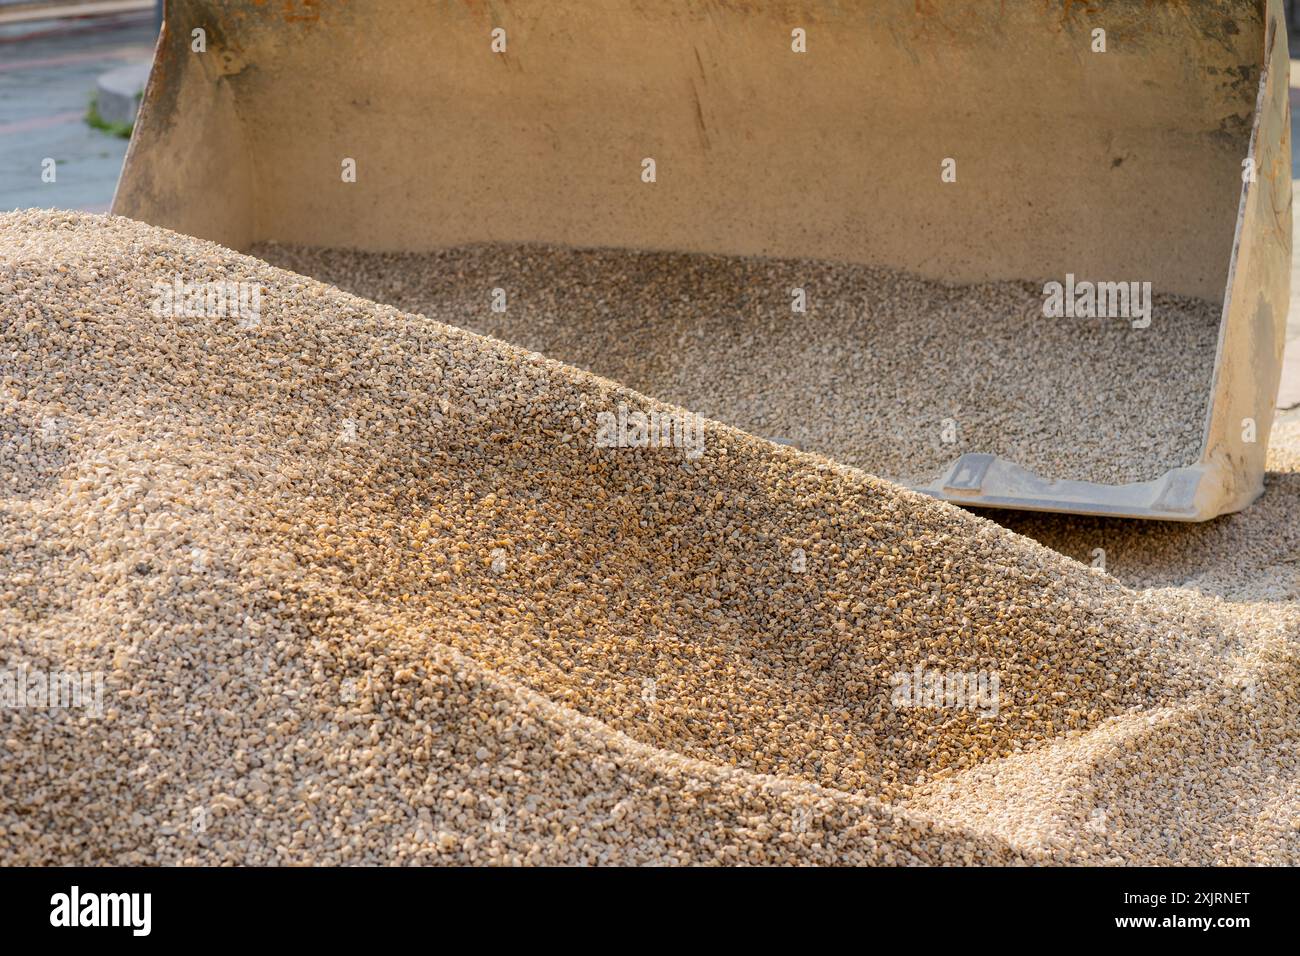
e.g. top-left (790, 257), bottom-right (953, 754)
top-left (0, 11), bottom-right (155, 213)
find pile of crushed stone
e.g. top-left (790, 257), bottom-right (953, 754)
top-left (1, 211), bottom-right (1296, 865)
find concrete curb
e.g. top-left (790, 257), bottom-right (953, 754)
top-left (94, 59), bottom-right (148, 126)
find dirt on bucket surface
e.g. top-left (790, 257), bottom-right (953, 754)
top-left (252, 241), bottom-right (1222, 487)
top-left (1, 211), bottom-right (1296, 865)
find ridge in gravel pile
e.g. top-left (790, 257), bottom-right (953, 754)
top-left (253, 241), bottom-right (1222, 486)
top-left (1, 211), bottom-right (1296, 865)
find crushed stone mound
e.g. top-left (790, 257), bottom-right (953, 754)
top-left (1, 211), bottom-right (1297, 865)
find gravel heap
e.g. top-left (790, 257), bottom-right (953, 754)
top-left (2, 211), bottom-right (1295, 865)
top-left (254, 242), bottom-right (1222, 486)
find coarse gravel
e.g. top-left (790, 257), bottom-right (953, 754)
top-left (1, 210), bottom-right (1296, 865)
top-left (252, 242), bottom-right (1223, 487)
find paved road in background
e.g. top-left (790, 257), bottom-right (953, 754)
top-left (0, 11), bottom-right (155, 212)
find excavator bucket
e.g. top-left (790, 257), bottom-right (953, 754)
top-left (113, 0), bottom-right (1292, 520)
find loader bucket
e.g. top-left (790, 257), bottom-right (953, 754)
top-left (113, 0), bottom-right (1292, 520)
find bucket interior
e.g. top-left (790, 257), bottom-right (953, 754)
top-left (120, 0), bottom-right (1268, 489)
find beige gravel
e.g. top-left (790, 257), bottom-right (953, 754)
top-left (253, 242), bottom-right (1222, 486)
top-left (1, 211), bottom-right (1296, 865)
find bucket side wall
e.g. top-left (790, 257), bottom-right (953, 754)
top-left (157, 0), bottom-right (1268, 302)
